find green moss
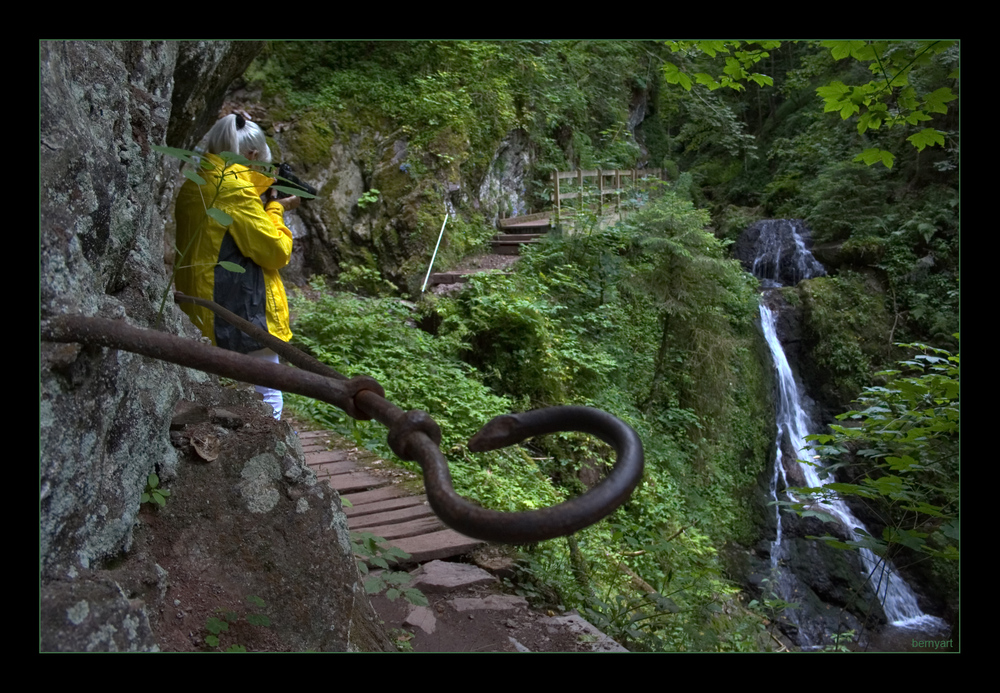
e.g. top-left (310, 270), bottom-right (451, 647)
top-left (265, 136), bottom-right (282, 165)
top-left (284, 112), bottom-right (337, 170)
top-left (798, 271), bottom-right (892, 410)
top-left (839, 236), bottom-right (887, 267)
top-left (373, 163), bottom-right (411, 204)
top-left (778, 285), bottom-right (800, 307)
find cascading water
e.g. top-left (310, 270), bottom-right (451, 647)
top-left (745, 219), bottom-right (948, 647)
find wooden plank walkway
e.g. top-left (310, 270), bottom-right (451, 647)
top-left (490, 232), bottom-right (544, 255)
top-left (299, 430), bottom-right (484, 564)
top-left (499, 211), bottom-right (552, 230)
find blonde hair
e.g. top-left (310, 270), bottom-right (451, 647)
top-left (202, 114), bottom-right (272, 163)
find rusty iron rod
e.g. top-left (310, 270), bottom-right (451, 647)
top-left (41, 300), bottom-right (644, 543)
top-left (40, 314), bottom-right (383, 421)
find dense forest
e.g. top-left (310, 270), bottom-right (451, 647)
top-left (213, 41), bottom-right (958, 651)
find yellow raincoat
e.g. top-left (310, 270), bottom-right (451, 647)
top-left (174, 153), bottom-right (293, 353)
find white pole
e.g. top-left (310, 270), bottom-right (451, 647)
top-left (421, 213), bottom-right (449, 293)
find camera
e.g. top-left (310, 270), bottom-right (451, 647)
top-left (271, 163), bottom-right (318, 200)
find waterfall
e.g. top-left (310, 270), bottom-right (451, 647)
top-left (748, 220), bottom-right (947, 645)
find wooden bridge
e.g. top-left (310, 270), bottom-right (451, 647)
top-left (550, 167), bottom-right (665, 219)
top-left (300, 430), bottom-right (484, 565)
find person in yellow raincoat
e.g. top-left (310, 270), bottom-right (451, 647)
top-left (174, 114), bottom-right (299, 419)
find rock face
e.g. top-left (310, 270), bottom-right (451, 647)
top-left (734, 219), bottom-right (826, 288)
top-left (40, 40), bottom-right (391, 652)
top-left (476, 128), bottom-right (533, 224)
top-left (41, 39), bottom-right (193, 586)
top-left (254, 111), bottom-right (538, 292)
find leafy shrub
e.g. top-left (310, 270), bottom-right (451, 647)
top-left (141, 473), bottom-right (170, 507)
top-left (436, 271), bottom-right (617, 406)
top-left (351, 532), bottom-right (427, 606)
top-left (286, 280), bottom-right (564, 513)
top-left (785, 339), bottom-right (960, 609)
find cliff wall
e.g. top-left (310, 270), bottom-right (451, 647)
top-left (39, 40), bottom-right (390, 652)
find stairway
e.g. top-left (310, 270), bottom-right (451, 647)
top-left (489, 232), bottom-right (544, 255)
top-left (299, 430), bottom-right (484, 564)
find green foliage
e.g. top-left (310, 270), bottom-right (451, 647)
top-left (660, 40), bottom-right (958, 167)
top-left (285, 280), bottom-right (563, 514)
top-left (248, 41), bottom-right (655, 207)
top-left (203, 596), bottom-right (271, 651)
top-left (797, 272), bottom-right (892, 408)
top-left (822, 629), bottom-right (856, 652)
top-left (619, 191), bottom-right (759, 427)
top-left (351, 532), bottom-right (428, 606)
top-left (436, 270), bottom-right (617, 406)
top-left (796, 160), bottom-right (891, 242)
top-left (141, 473), bottom-right (170, 507)
top-left (418, 211), bottom-right (497, 275)
top-left (816, 40), bottom-right (957, 165)
top-left (783, 339), bottom-right (959, 596)
top-left (764, 124), bottom-right (957, 348)
top-left (512, 520), bottom-right (771, 652)
top-left (283, 178), bottom-right (775, 648)
top-left (288, 279), bottom-right (513, 450)
top-left (390, 628), bottom-right (415, 652)
top-left (356, 188), bottom-right (380, 209)
top-left (424, 187), bottom-right (769, 649)
top-left (240, 42), bottom-right (960, 648)
top-left (675, 91), bottom-right (759, 162)
top-left (336, 261), bottom-right (397, 297)
top-left (663, 41), bottom-right (780, 93)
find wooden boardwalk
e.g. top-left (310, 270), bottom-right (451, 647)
top-left (299, 430), bottom-right (484, 564)
top-left (498, 210), bottom-right (552, 231)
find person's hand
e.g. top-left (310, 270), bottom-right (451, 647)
top-left (276, 195), bottom-right (300, 211)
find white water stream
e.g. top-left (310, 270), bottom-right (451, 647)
top-left (751, 220), bottom-right (947, 642)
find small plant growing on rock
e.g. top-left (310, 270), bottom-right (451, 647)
top-left (351, 531), bottom-right (428, 606)
top-left (204, 595), bottom-right (271, 652)
top-left (357, 188), bottom-right (380, 209)
top-left (141, 473), bottom-right (170, 507)
top-left (391, 627), bottom-right (415, 652)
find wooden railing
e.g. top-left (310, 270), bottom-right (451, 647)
top-left (551, 168), bottom-right (665, 219)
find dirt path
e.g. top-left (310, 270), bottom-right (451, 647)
top-left (288, 421), bottom-right (627, 652)
top-left (427, 252), bottom-right (521, 295)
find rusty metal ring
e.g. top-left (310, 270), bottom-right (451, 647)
top-left (408, 406), bottom-right (644, 543)
top-left (387, 409), bottom-right (442, 461)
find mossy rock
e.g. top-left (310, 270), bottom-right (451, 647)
top-left (798, 272), bottom-right (891, 413)
top-left (284, 112), bottom-right (338, 170)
